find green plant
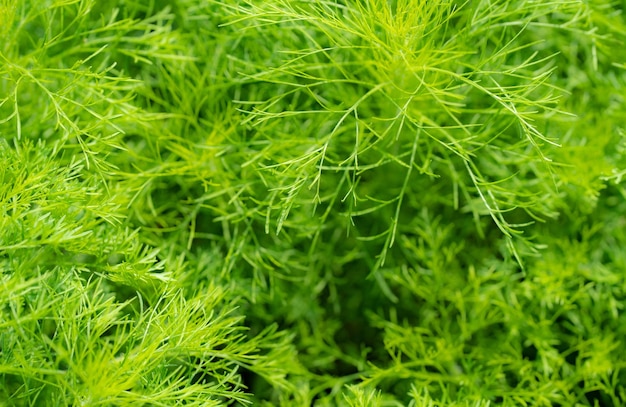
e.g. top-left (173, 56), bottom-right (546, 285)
top-left (1, 0), bottom-right (625, 405)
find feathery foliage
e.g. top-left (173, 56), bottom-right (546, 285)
top-left (1, 0), bottom-right (625, 405)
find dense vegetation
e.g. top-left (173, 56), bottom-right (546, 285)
top-left (1, 0), bottom-right (625, 405)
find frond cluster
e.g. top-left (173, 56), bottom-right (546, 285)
top-left (1, 0), bottom-right (625, 405)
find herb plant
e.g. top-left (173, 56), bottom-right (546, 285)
top-left (1, 0), bottom-right (625, 405)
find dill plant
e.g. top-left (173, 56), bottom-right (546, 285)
top-left (1, 0), bottom-right (626, 405)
